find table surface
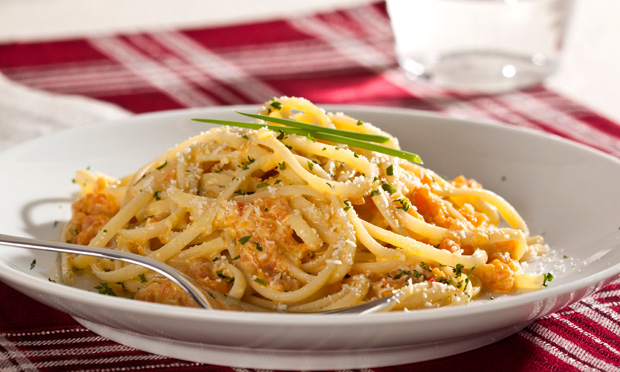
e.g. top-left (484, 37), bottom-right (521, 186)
top-left (0, 1), bottom-right (619, 372)
top-left (0, 0), bottom-right (618, 123)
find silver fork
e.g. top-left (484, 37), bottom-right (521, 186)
top-left (0, 233), bottom-right (403, 314)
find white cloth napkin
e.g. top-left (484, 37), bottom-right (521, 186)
top-left (0, 73), bottom-right (131, 151)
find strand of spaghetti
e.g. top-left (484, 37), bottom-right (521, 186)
top-left (370, 188), bottom-right (409, 236)
top-left (117, 208), bottom-right (186, 241)
top-left (127, 128), bottom-right (247, 189)
top-left (255, 129), bottom-right (372, 197)
top-left (288, 275), bottom-right (370, 312)
top-left (246, 262), bottom-right (339, 304)
top-left (394, 210), bottom-right (450, 243)
top-left (320, 277), bottom-right (370, 311)
top-left (436, 187), bottom-right (528, 233)
top-left (301, 242), bottom-right (339, 273)
top-left (361, 220), bottom-right (488, 268)
top-left (515, 273), bottom-right (545, 289)
top-left (282, 134), bottom-right (376, 178)
top-left (135, 199), bottom-right (170, 221)
top-left (348, 209), bottom-right (405, 260)
top-left (351, 258), bottom-right (421, 274)
top-left (287, 211), bottom-right (322, 251)
top-left (168, 237), bottom-right (226, 262)
top-left (486, 228), bottom-right (527, 261)
top-left (289, 195), bottom-right (339, 244)
top-left (445, 202), bottom-right (476, 228)
top-left (275, 96), bottom-right (334, 128)
top-left (386, 282), bottom-right (470, 311)
top-left (72, 187), bottom-right (154, 269)
top-left (280, 256), bottom-right (314, 283)
top-left (474, 199), bottom-right (501, 226)
top-left (328, 113), bottom-right (400, 149)
top-left (91, 206), bottom-right (218, 282)
top-left (220, 157), bottom-right (270, 200)
top-left (235, 185), bottom-right (328, 204)
top-left (238, 112), bottom-right (390, 143)
top-left (221, 261), bottom-right (247, 300)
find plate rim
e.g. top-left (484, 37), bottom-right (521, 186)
top-left (1, 104), bottom-right (619, 325)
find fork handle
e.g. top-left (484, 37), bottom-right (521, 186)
top-left (0, 233), bottom-right (217, 310)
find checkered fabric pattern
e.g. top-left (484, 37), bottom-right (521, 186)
top-left (1, 2), bottom-right (619, 371)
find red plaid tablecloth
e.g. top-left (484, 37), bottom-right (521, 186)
top-left (1, 2), bottom-right (620, 371)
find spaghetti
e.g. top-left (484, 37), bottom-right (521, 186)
top-left (61, 97), bottom-right (550, 312)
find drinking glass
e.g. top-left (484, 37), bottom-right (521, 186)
top-left (387, 0), bottom-right (575, 93)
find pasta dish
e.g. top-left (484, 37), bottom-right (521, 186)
top-left (61, 97), bottom-right (551, 312)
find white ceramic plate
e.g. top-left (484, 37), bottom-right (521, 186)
top-left (1, 106), bottom-right (619, 370)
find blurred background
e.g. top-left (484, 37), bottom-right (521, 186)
top-left (0, 0), bottom-right (618, 121)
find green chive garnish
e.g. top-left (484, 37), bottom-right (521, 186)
top-left (191, 117), bottom-right (422, 164)
top-left (235, 112), bottom-right (390, 144)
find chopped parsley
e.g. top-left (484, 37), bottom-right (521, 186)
top-left (30, 259), bottom-right (36, 270)
top-left (270, 100), bottom-right (282, 110)
top-left (419, 262), bottom-right (431, 272)
top-left (412, 269), bottom-right (424, 278)
top-left (139, 273), bottom-right (147, 283)
top-left (279, 161), bottom-right (286, 170)
top-left (542, 272), bottom-right (554, 287)
top-left (242, 134), bottom-right (249, 139)
top-left (356, 120), bottom-right (363, 126)
top-left (254, 277), bottom-right (267, 286)
top-left (343, 200), bottom-right (352, 211)
top-left (463, 266), bottom-right (476, 292)
top-left (256, 182), bottom-right (269, 188)
top-left (255, 242), bottom-right (263, 251)
top-left (306, 133), bottom-right (316, 142)
top-left (156, 160), bottom-right (168, 170)
top-left (153, 191), bottom-right (161, 201)
top-left (308, 161), bottom-right (314, 171)
top-left (386, 164), bottom-right (394, 176)
top-left (239, 235), bottom-right (251, 244)
top-left (369, 189), bottom-right (380, 197)
top-left (276, 130), bottom-right (285, 140)
top-left (354, 152), bottom-right (359, 158)
top-left (239, 156), bottom-right (255, 170)
top-left (216, 270), bottom-right (234, 283)
top-left (438, 277), bottom-right (456, 285)
top-left (381, 182), bottom-right (397, 195)
top-left (234, 189), bottom-right (246, 195)
top-left (95, 283), bottom-right (117, 296)
top-left (232, 255), bottom-right (240, 261)
top-left (453, 263), bottom-right (465, 277)
top-left (394, 198), bottom-right (410, 212)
